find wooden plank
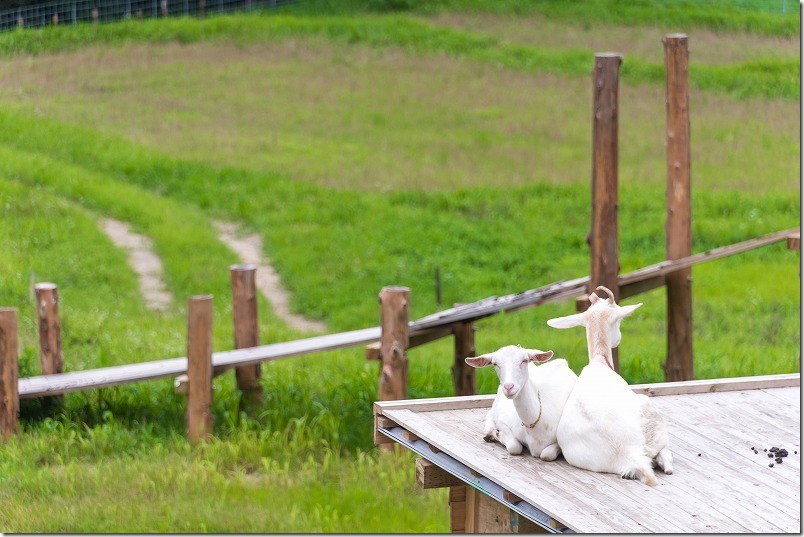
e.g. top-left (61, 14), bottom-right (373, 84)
top-left (372, 374), bottom-right (799, 416)
top-left (630, 373), bottom-right (799, 396)
top-left (477, 493), bottom-right (521, 533)
top-left (380, 385), bottom-right (801, 533)
top-left (465, 486), bottom-right (480, 533)
top-left (663, 33), bottom-right (694, 383)
top-left (788, 231), bottom-right (800, 251)
top-left (449, 486), bottom-right (467, 533)
top-left (365, 326), bottom-right (453, 361)
top-left (653, 421), bottom-right (799, 531)
top-left (373, 415), bottom-right (397, 445)
top-left (618, 229), bottom-right (798, 292)
top-left (619, 274), bottom-right (665, 299)
top-left (374, 394), bottom-right (496, 415)
top-left (416, 457), bottom-right (464, 489)
top-left (503, 490), bottom-right (522, 504)
top-left (18, 326), bottom-right (382, 399)
top-left (403, 429), bottom-right (421, 443)
top-left (0, 308), bottom-right (19, 442)
top-left (383, 409), bottom-right (637, 533)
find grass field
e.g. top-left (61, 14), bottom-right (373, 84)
top-left (0, 1), bottom-right (799, 532)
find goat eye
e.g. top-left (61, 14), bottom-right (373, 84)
top-left (520, 361), bottom-right (527, 367)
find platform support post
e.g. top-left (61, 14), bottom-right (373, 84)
top-left (589, 52), bottom-right (623, 371)
top-left (663, 34), bottom-right (694, 382)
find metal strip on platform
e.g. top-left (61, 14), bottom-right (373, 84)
top-left (378, 425), bottom-right (574, 533)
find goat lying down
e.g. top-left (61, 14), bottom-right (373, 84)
top-left (465, 345), bottom-right (577, 461)
top-left (547, 286), bottom-right (673, 486)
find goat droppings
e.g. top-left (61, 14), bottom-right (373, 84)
top-left (769, 463), bottom-right (774, 468)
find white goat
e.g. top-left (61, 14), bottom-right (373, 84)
top-left (547, 286), bottom-right (673, 486)
top-left (465, 345), bottom-right (577, 461)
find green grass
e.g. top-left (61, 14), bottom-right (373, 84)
top-left (0, 14), bottom-right (798, 99)
top-left (296, 0), bottom-right (801, 37)
top-left (0, 4), bottom-right (799, 533)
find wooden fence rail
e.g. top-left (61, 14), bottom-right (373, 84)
top-left (13, 226), bottom-right (797, 403)
top-left (1, 39), bottom-right (798, 443)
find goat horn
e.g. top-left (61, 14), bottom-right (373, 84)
top-left (595, 285), bottom-right (616, 303)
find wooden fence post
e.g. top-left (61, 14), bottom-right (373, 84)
top-left (230, 264), bottom-right (263, 412)
top-left (186, 295), bottom-right (213, 443)
top-left (198, 0), bottom-right (205, 17)
top-left (590, 52), bottom-right (623, 370)
top-left (452, 321), bottom-right (476, 396)
top-left (0, 308), bottom-right (19, 442)
top-left (35, 283), bottom-right (64, 407)
top-left (663, 34), bottom-right (694, 382)
top-left (378, 286), bottom-right (410, 404)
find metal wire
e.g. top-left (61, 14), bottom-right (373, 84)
top-left (0, 0), bottom-right (296, 32)
top-left (0, 0), bottom-right (794, 36)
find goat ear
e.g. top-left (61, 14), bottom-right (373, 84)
top-left (613, 302), bottom-right (642, 321)
top-left (465, 354), bottom-right (493, 368)
top-left (547, 313), bottom-right (585, 329)
top-left (525, 349), bottom-right (553, 363)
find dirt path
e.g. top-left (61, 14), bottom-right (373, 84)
top-left (214, 221), bottom-right (327, 334)
top-left (100, 218), bottom-right (172, 311)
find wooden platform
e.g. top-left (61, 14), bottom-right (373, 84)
top-left (374, 373), bottom-right (801, 533)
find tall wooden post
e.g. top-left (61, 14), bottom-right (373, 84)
top-left (0, 308), bottom-right (19, 442)
top-left (378, 286), bottom-right (410, 403)
top-left (35, 283), bottom-right (64, 407)
top-left (663, 34), bottom-right (694, 381)
top-left (452, 321), bottom-right (475, 396)
top-left (186, 295), bottom-right (213, 443)
top-left (590, 52), bottom-right (623, 370)
top-left (230, 265), bottom-right (263, 412)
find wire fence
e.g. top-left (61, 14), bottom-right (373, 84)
top-left (0, 0), bottom-right (296, 31)
top-left (0, 0), bottom-right (797, 34)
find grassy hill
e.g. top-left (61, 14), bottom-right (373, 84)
top-left (0, 1), bottom-right (799, 531)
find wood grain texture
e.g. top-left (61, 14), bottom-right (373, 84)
top-left (0, 308), bottom-right (18, 442)
top-left (590, 53), bottom-right (622, 371)
top-left (378, 286), bottom-right (410, 403)
top-left (230, 265), bottom-right (263, 410)
top-left (377, 378), bottom-right (801, 533)
top-left (452, 321), bottom-right (476, 396)
top-left (416, 458), bottom-right (464, 489)
top-left (186, 295), bottom-right (213, 443)
top-left (35, 283), bottom-right (64, 407)
top-left (663, 34), bottom-right (694, 382)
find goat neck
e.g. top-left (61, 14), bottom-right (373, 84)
top-left (512, 372), bottom-right (543, 427)
top-left (584, 309), bottom-right (615, 370)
